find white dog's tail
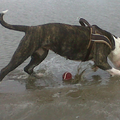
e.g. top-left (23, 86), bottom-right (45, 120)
top-left (0, 10), bottom-right (29, 32)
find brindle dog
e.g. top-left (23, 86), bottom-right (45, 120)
top-left (0, 11), bottom-right (117, 82)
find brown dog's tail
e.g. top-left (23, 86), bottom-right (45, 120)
top-left (0, 10), bottom-right (29, 32)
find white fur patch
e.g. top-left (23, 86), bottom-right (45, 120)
top-left (107, 68), bottom-right (120, 76)
top-left (112, 36), bottom-right (120, 55)
top-left (108, 36), bottom-right (120, 68)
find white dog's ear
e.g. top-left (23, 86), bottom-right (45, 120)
top-left (2, 10), bottom-right (8, 14)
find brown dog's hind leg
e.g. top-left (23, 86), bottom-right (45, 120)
top-left (24, 48), bottom-right (48, 75)
top-left (0, 35), bottom-right (37, 81)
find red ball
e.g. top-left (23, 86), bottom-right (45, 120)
top-left (63, 72), bottom-right (72, 80)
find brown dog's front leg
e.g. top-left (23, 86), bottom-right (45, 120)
top-left (94, 43), bottom-right (112, 71)
top-left (94, 44), bottom-right (120, 76)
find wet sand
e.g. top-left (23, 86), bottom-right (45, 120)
top-left (0, 72), bottom-right (120, 120)
top-left (0, 80), bottom-right (120, 120)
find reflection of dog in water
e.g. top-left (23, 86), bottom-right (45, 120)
top-left (0, 10), bottom-right (120, 82)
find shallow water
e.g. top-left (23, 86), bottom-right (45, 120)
top-left (0, 0), bottom-right (120, 120)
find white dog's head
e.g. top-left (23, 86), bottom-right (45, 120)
top-left (109, 36), bottom-right (120, 68)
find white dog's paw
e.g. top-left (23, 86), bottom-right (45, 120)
top-left (107, 68), bottom-right (120, 76)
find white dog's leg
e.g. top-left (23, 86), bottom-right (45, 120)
top-left (107, 68), bottom-right (120, 76)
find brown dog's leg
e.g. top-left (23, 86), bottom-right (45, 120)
top-left (24, 48), bottom-right (48, 75)
top-left (0, 35), bottom-right (37, 81)
top-left (94, 43), bottom-right (112, 70)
